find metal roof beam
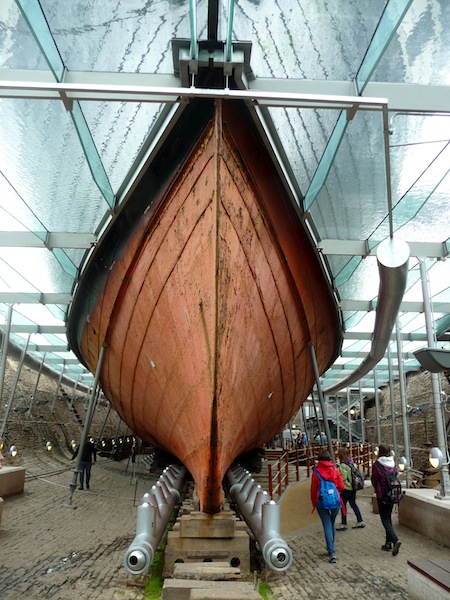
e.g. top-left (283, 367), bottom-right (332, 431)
top-left (340, 300), bottom-right (450, 313)
top-left (319, 239), bottom-right (449, 259)
top-left (4, 233), bottom-right (446, 284)
top-left (0, 292), bottom-right (72, 304)
top-left (0, 231), bottom-right (96, 249)
top-left (2, 295), bottom-right (449, 315)
top-left (250, 80), bottom-right (450, 115)
top-left (2, 70), bottom-right (449, 114)
top-left (26, 344), bottom-right (69, 352)
top-left (8, 325), bottom-right (66, 334)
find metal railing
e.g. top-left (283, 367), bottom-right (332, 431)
top-left (267, 443), bottom-right (374, 499)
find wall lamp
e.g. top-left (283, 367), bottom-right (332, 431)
top-left (9, 445), bottom-right (18, 458)
top-left (0, 438), bottom-right (3, 451)
top-left (71, 439), bottom-right (77, 450)
top-left (429, 447), bottom-right (445, 469)
top-left (374, 446), bottom-right (379, 457)
top-left (398, 456), bottom-right (408, 472)
top-left (46, 441), bottom-right (53, 451)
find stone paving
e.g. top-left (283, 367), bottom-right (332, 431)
top-left (0, 453), bottom-right (157, 600)
top-left (0, 452), bottom-right (449, 599)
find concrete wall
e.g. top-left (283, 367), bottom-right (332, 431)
top-left (399, 489), bottom-right (450, 548)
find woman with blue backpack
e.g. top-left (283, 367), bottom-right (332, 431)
top-left (310, 449), bottom-right (345, 564)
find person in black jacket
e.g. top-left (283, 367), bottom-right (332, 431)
top-left (72, 438), bottom-right (97, 490)
top-left (371, 443), bottom-right (401, 556)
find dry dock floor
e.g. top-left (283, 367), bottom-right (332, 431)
top-left (0, 453), bottom-right (448, 599)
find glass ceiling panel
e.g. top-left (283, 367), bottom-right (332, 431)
top-left (233, 0), bottom-right (386, 80)
top-left (338, 255), bottom-right (382, 303)
top-left (374, 0), bottom-right (450, 86)
top-left (266, 107), bottom-right (341, 197)
top-left (40, 0), bottom-right (191, 74)
top-left (80, 101), bottom-right (168, 195)
top-left (0, 247), bottom-right (73, 294)
top-left (0, 256), bottom-right (38, 292)
top-left (309, 110), bottom-right (387, 241)
top-left (0, 0), bottom-right (50, 70)
top-left (0, 98), bottom-right (106, 232)
top-left (387, 116), bottom-right (450, 241)
top-left (2, 303), bottom-right (61, 327)
top-left (0, 163), bottom-right (47, 236)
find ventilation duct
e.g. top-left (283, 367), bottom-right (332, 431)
top-left (323, 237), bottom-right (410, 396)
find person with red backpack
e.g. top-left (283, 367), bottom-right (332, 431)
top-left (310, 449), bottom-right (345, 563)
top-left (371, 443), bottom-right (402, 556)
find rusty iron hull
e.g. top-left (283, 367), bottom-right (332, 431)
top-left (68, 99), bottom-right (341, 513)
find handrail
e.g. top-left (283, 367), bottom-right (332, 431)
top-left (266, 443), bottom-right (374, 499)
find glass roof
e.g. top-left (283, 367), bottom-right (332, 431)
top-left (0, 0), bottom-right (449, 395)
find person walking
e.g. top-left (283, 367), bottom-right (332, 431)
top-left (72, 438), bottom-right (97, 490)
top-left (310, 449), bottom-right (345, 563)
top-left (371, 443), bottom-right (401, 556)
top-left (336, 447), bottom-right (365, 530)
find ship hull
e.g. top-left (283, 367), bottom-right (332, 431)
top-left (68, 99), bottom-right (340, 513)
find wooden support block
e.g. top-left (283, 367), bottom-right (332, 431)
top-left (179, 511), bottom-right (236, 538)
top-left (190, 587), bottom-right (262, 599)
top-left (161, 579), bottom-right (260, 600)
top-left (173, 561), bottom-right (241, 581)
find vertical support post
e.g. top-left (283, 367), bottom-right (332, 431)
top-left (268, 464), bottom-right (273, 499)
top-left (0, 332), bottom-right (30, 440)
top-left (347, 388), bottom-right (352, 452)
top-left (0, 305), bottom-right (13, 409)
top-left (98, 402), bottom-right (112, 441)
top-left (277, 461), bottom-right (281, 496)
top-left (396, 318), bottom-right (411, 487)
top-left (387, 344), bottom-right (398, 459)
top-left (64, 344), bottom-right (106, 508)
top-left (359, 381), bottom-right (365, 444)
top-left (51, 364), bottom-right (65, 412)
top-left (29, 353), bottom-right (46, 418)
top-left (419, 259), bottom-right (450, 499)
top-left (374, 368), bottom-right (381, 445)
top-left (308, 342), bottom-right (335, 462)
top-left (336, 396), bottom-right (340, 444)
top-left (309, 391), bottom-right (322, 441)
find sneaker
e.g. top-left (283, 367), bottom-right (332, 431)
top-left (78, 486), bottom-right (83, 490)
top-left (381, 543), bottom-right (392, 551)
top-left (336, 525), bottom-right (348, 531)
top-left (329, 556), bottom-right (337, 564)
top-left (392, 541), bottom-right (401, 556)
top-left (352, 522), bottom-right (365, 528)
top-left (86, 484), bottom-right (90, 490)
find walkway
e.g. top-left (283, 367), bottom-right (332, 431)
top-left (0, 453), bottom-right (448, 599)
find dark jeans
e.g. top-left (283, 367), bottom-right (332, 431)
top-left (340, 489), bottom-right (363, 524)
top-left (317, 507), bottom-right (340, 557)
top-left (377, 498), bottom-right (398, 545)
top-left (79, 461), bottom-right (92, 488)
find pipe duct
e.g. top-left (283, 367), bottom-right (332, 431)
top-left (324, 237), bottom-right (410, 396)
